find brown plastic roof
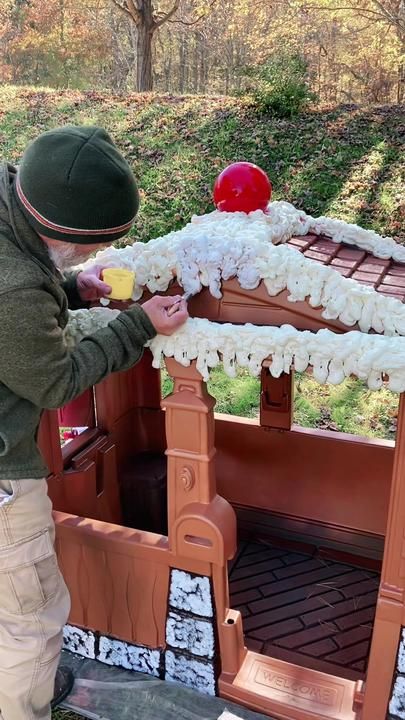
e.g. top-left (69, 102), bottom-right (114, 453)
top-left (287, 233), bottom-right (405, 302)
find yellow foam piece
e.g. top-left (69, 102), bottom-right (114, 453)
top-left (102, 268), bottom-right (135, 301)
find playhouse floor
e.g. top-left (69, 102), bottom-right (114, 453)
top-left (229, 540), bottom-right (380, 681)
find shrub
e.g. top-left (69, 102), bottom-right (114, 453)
top-left (243, 53), bottom-right (317, 117)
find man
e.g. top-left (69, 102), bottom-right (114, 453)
top-left (0, 125), bottom-right (188, 720)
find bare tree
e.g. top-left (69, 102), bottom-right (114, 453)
top-left (111, 0), bottom-right (180, 90)
top-left (302, 0), bottom-right (405, 101)
top-left (348, 1), bottom-right (404, 100)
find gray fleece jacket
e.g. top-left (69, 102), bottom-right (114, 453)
top-left (0, 163), bottom-right (156, 479)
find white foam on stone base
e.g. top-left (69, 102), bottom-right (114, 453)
top-left (63, 625), bottom-right (161, 677)
top-left (217, 713), bottom-right (244, 720)
top-left (390, 629), bottom-right (405, 718)
top-left (63, 624), bottom-right (96, 659)
top-left (390, 675), bottom-right (405, 718)
top-left (165, 649), bottom-right (216, 696)
top-left (169, 570), bottom-right (213, 617)
top-left (397, 629), bottom-right (405, 674)
top-left (166, 610), bottom-right (215, 659)
top-left (98, 636), bottom-right (161, 677)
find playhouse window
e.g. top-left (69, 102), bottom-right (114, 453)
top-left (161, 366), bottom-right (174, 398)
top-left (58, 387), bottom-right (97, 449)
top-left (163, 363), bottom-right (398, 441)
top-left (294, 371), bottom-right (398, 441)
top-left (161, 363), bottom-right (261, 418)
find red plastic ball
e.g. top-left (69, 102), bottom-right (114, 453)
top-left (213, 162), bottom-right (272, 213)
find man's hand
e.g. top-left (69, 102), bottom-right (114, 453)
top-left (142, 295), bottom-right (189, 335)
top-left (76, 265), bottom-right (112, 302)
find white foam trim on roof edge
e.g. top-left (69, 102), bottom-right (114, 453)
top-left (82, 202), bottom-right (404, 336)
top-left (66, 311), bottom-right (405, 392)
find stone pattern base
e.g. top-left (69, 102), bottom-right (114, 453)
top-left (164, 569), bottom-right (218, 696)
top-left (389, 628), bottom-right (405, 718)
top-left (63, 568), bottom-right (219, 696)
top-left (63, 624), bottom-right (162, 677)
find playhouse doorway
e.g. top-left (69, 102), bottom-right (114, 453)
top-left (228, 538), bottom-right (379, 682)
top-left (213, 369), bottom-right (394, 702)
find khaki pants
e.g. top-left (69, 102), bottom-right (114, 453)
top-left (0, 479), bottom-right (70, 720)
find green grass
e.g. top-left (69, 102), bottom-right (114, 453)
top-left (0, 86), bottom-right (403, 243)
top-left (163, 366), bottom-right (261, 418)
top-left (294, 373), bottom-right (398, 439)
top-left (1, 85), bottom-right (403, 439)
top-left (52, 711), bottom-right (83, 720)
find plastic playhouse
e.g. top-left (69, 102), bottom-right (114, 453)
top-left (39, 164), bottom-right (405, 720)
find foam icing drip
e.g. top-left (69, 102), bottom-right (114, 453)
top-left (65, 311), bottom-right (405, 392)
top-left (66, 203), bottom-right (405, 390)
top-left (82, 202), bottom-right (405, 336)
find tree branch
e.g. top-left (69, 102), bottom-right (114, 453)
top-left (337, 61), bottom-right (368, 81)
top-left (371, 0), bottom-right (402, 26)
top-left (167, 0), bottom-right (217, 26)
top-left (340, 88), bottom-right (358, 102)
top-left (153, 1), bottom-right (180, 29)
top-left (111, 0), bottom-right (132, 18)
top-left (302, 4), bottom-right (387, 16)
top-left (342, 20), bottom-right (379, 32)
top-left (302, 1), bottom-right (404, 29)
top-left (166, 14), bottom-right (208, 25)
top-left (128, 0), bottom-right (142, 20)
top-left (111, 0), bottom-right (141, 23)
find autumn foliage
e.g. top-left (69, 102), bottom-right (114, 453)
top-left (0, 0), bottom-right (403, 103)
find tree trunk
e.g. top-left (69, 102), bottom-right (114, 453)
top-left (398, 40), bottom-right (405, 103)
top-left (128, 21), bottom-right (137, 88)
top-left (199, 33), bottom-right (207, 93)
top-left (179, 31), bottom-right (187, 93)
top-left (59, 0), bottom-right (69, 87)
top-left (224, 67), bottom-right (229, 95)
top-left (398, 60), bottom-right (404, 103)
top-left (192, 32), bottom-right (199, 92)
top-left (164, 43), bottom-right (172, 92)
top-left (137, 24), bottom-right (154, 91)
top-left (110, 13), bottom-right (132, 91)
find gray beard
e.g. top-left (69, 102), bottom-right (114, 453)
top-left (46, 245), bottom-right (80, 272)
top-left (46, 245), bottom-right (91, 272)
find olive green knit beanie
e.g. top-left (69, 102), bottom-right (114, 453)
top-left (14, 125), bottom-right (139, 244)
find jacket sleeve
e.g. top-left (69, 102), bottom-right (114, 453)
top-left (61, 272), bottom-right (89, 310)
top-left (0, 286), bottom-right (156, 409)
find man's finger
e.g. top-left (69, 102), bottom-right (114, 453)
top-left (164, 295), bottom-right (182, 306)
top-left (166, 297), bottom-right (184, 317)
top-left (94, 280), bottom-right (112, 294)
top-left (169, 302), bottom-right (188, 324)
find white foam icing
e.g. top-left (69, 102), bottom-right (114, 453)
top-left (65, 311), bottom-right (405, 392)
top-left (66, 203), bottom-right (405, 390)
top-left (82, 202), bottom-right (405, 337)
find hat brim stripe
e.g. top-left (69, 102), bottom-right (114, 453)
top-left (16, 175), bottom-right (135, 237)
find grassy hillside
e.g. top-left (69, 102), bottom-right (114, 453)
top-left (1, 86), bottom-right (403, 242)
top-left (1, 85), bottom-right (404, 440)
